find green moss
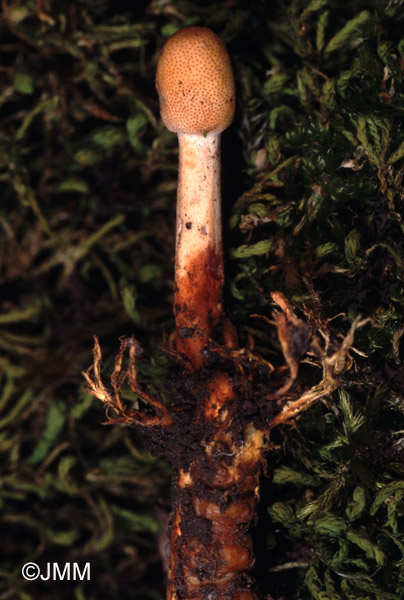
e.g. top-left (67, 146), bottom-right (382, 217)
top-left (0, 0), bottom-right (403, 598)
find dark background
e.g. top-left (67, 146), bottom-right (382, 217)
top-left (0, 1), bottom-right (404, 599)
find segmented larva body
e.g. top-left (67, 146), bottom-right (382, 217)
top-left (167, 426), bottom-right (266, 600)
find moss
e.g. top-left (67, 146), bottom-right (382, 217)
top-left (0, 0), bottom-right (403, 599)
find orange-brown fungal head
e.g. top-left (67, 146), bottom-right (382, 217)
top-left (156, 27), bottom-right (235, 135)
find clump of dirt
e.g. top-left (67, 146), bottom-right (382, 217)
top-left (139, 351), bottom-right (277, 472)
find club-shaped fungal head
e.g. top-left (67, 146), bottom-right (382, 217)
top-left (156, 27), bottom-right (235, 135)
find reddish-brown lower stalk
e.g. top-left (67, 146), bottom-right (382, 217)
top-left (174, 131), bottom-right (229, 368)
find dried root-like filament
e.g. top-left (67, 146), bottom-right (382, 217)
top-left (267, 294), bottom-right (370, 428)
top-left (82, 336), bottom-right (172, 427)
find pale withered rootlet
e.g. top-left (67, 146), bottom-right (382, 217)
top-left (84, 27), bottom-right (368, 600)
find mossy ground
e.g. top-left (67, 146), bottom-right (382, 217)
top-left (0, 1), bottom-right (403, 599)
